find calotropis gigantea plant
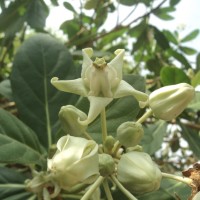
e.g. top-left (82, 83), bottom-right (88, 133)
top-left (26, 48), bottom-right (198, 200)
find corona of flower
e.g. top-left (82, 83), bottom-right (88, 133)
top-left (51, 48), bottom-right (148, 125)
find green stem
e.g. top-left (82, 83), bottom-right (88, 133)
top-left (102, 179), bottom-right (114, 200)
top-left (0, 184), bottom-right (26, 188)
top-left (136, 109), bottom-right (153, 124)
top-left (111, 175), bottom-right (138, 200)
top-left (161, 172), bottom-right (192, 185)
top-left (83, 131), bottom-right (93, 140)
top-left (81, 176), bottom-right (104, 200)
top-left (101, 108), bottom-right (108, 143)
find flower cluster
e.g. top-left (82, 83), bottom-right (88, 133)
top-left (27, 48), bottom-right (195, 200)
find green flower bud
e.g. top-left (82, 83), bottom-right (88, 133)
top-left (103, 136), bottom-right (115, 153)
top-left (59, 105), bottom-right (87, 136)
top-left (149, 83), bottom-right (195, 121)
top-left (117, 151), bottom-right (162, 194)
top-left (116, 122), bottom-right (144, 147)
top-left (99, 153), bottom-right (115, 177)
top-left (48, 135), bottom-right (99, 191)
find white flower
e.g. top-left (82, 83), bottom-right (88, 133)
top-left (48, 135), bottom-right (99, 190)
top-left (51, 48), bottom-right (148, 125)
top-left (149, 83), bottom-right (195, 121)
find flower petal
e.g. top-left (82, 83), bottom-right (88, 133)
top-left (51, 77), bottom-right (88, 97)
top-left (78, 96), bottom-right (113, 126)
top-left (107, 49), bottom-right (124, 80)
top-left (81, 48), bottom-right (93, 79)
top-left (113, 80), bottom-right (148, 102)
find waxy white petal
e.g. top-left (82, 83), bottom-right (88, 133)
top-left (51, 77), bottom-right (88, 97)
top-left (107, 49), bottom-right (124, 80)
top-left (114, 80), bottom-right (148, 102)
top-left (78, 96), bottom-right (112, 126)
top-left (81, 48), bottom-right (93, 78)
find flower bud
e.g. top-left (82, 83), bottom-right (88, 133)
top-left (116, 122), bottom-right (144, 147)
top-left (59, 105), bottom-right (87, 136)
top-left (149, 83), bottom-right (195, 121)
top-left (193, 192), bottom-right (200, 200)
top-left (117, 151), bottom-right (162, 194)
top-left (99, 154), bottom-right (115, 177)
top-left (48, 135), bottom-right (99, 190)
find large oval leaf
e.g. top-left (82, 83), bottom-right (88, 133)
top-left (0, 109), bottom-right (44, 153)
top-left (141, 120), bottom-right (167, 155)
top-left (0, 167), bottom-right (32, 200)
top-left (11, 34), bottom-right (78, 149)
top-left (160, 66), bottom-right (190, 85)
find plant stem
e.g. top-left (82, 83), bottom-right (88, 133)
top-left (161, 172), bottom-right (193, 185)
top-left (81, 176), bottom-right (104, 200)
top-left (101, 108), bottom-right (108, 143)
top-left (102, 179), bottom-right (114, 200)
top-left (111, 175), bottom-right (138, 200)
top-left (83, 131), bottom-right (93, 140)
top-left (0, 184), bottom-right (26, 188)
top-left (136, 109), bottom-right (153, 124)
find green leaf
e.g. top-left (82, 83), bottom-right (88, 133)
top-left (0, 167), bottom-right (32, 200)
top-left (153, 7), bottom-right (175, 21)
top-left (181, 29), bottom-right (199, 43)
top-left (0, 79), bottom-right (12, 100)
top-left (191, 71), bottom-right (200, 87)
top-left (128, 20), bottom-right (147, 38)
top-left (170, 0), bottom-right (181, 6)
top-left (187, 91), bottom-right (200, 111)
top-left (77, 75), bottom-right (146, 143)
top-left (0, 0), bottom-right (27, 37)
top-left (179, 46), bottom-right (197, 55)
top-left (0, 109), bottom-right (44, 153)
top-left (196, 53), bottom-right (200, 70)
top-left (132, 30), bottom-right (147, 52)
top-left (26, 0), bottom-right (49, 30)
top-left (0, 109), bottom-right (45, 166)
top-left (168, 49), bottom-right (192, 69)
top-left (163, 30), bottom-right (178, 45)
top-left (60, 19), bottom-right (80, 39)
top-left (11, 33), bottom-right (78, 148)
top-left (180, 124), bottom-right (200, 159)
top-left (98, 27), bottom-right (128, 48)
top-left (138, 178), bottom-right (191, 200)
top-left (119, 0), bottom-right (138, 6)
top-left (160, 66), bottom-right (190, 85)
top-left (152, 26), bottom-right (170, 50)
top-left (141, 120), bottom-right (167, 155)
top-left (0, 134), bottom-right (44, 166)
top-left (63, 2), bottom-right (77, 13)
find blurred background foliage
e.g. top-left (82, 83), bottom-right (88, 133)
top-left (0, 0), bottom-right (200, 199)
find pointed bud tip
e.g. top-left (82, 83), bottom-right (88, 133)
top-left (83, 48), bottom-right (93, 58)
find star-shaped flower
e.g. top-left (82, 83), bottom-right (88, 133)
top-left (51, 48), bottom-right (148, 125)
